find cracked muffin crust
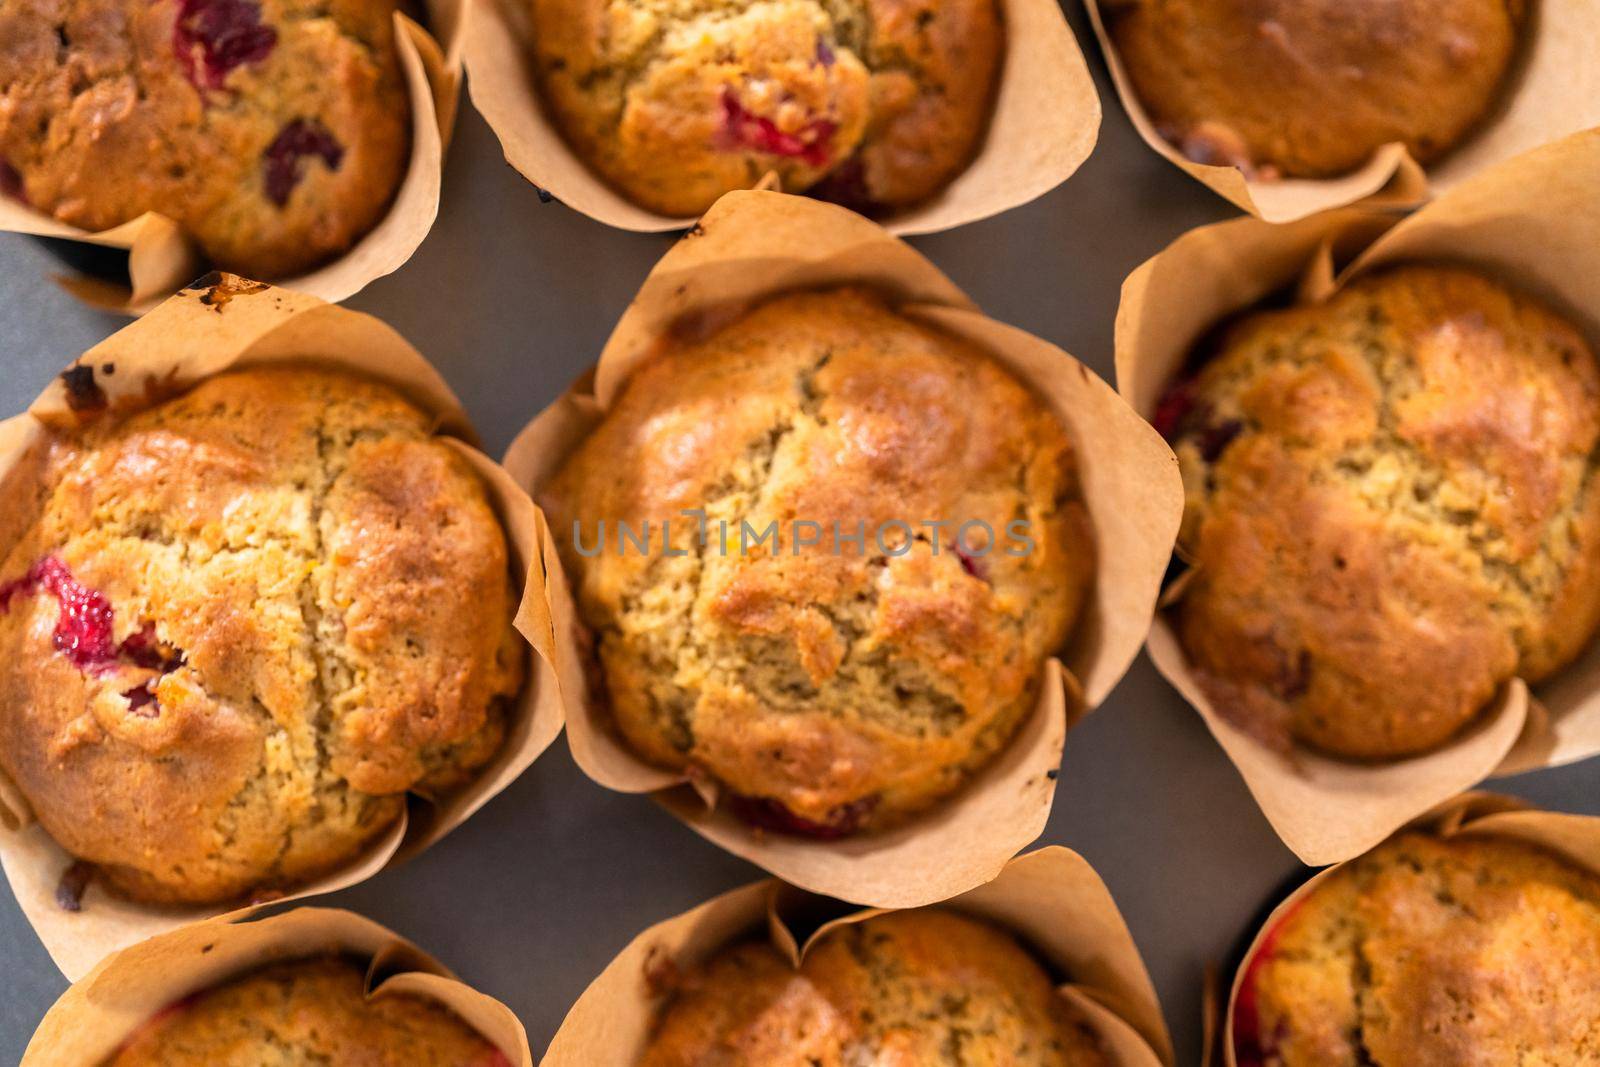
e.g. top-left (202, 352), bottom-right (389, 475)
top-left (0, 367), bottom-right (524, 904)
top-left (527, 0), bottom-right (1003, 217)
top-left (641, 909), bottom-right (1109, 1066)
top-left (0, 0), bottom-right (411, 279)
top-left (106, 955), bottom-right (510, 1065)
top-left (1233, 833), bottom-right (1600, 1066)
top-left (1162, 265), bottom-right (1600, 760)
top-left (1105, 0), bottom-right (1527, 179)
top-left (545, 288), bottom-right (1092, 835)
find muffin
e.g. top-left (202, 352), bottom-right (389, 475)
top-left (527, 0), bottom-right (1004, 217)
top-left (1162, 265), bottom-right (1600, 759)
top-left (0, 367), bottom-right (524, 904)
top-left (0, 0), bottom-right (411, 278)
top-left (1233, 833), bottom-right (1600, 1066)
top-left (641, 910), bottom-right (1109, 1065)
top-left (1105, 0), bottom-right (1527, 179)
top-left (107, 956), bottom-right (510, 1065)
top-left (545, 288), bottom-right (1092, 835)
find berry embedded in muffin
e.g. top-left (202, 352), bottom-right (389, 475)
top-left (527, 0), bottom-right (1004, 217)
top-left (107, 956), bottom-right (512, 1066)
top-left (1163, 265), bottom-right (1600, 760)
top-left (1106, 0), bottom-right (1528, 179)
top-left (0, 367), bottom-right (525, 905)
top-left (1233, 833), bottom-right (1600, 1066)
top-left (0, 0), bottom-right (412, 279)
top-left (545, 288), bottom-right (1093, 835)
top-left (641, 910), bottom-right (1109, 1066)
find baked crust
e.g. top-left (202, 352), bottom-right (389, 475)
top-left (0, 368), bottom-right (524, 904)
top-left (528, 0), bottom-right (1003, 216)
top-left (641, 910), bottom-right (1110, 1066)
top-left (546, 288), bottom-right (1092, 833)
top-left (1167, 265), bottom-right (1600, 759)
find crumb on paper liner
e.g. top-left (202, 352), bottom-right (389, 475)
top-left (0, 274), bottom-right (563, 980)
top-left (1082, 0), bottom-right (1600, 224)
top-left (20, 906), bottom-right (532, 1066)
top-left (502, 190), bottom-right (1182, 908)
top-left (1115, 129), bottom-right (1600, 866)
top-left (1213, 792), bottom-right (1600, 1067)
top-left (0, 0), bottom-right (466, 315)
top-left (461, 0), bottom-right (1100, 234)
top-left (542, 846), bottom-right (1173, 1067)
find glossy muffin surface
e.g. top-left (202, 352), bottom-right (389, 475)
top-left (547, 288), bottom-right (1092, 834)
top-left (0, 367), bottom-right (524, 903)
top-left (108, 956), bottom-right (509, 1066)
top-left (0, 0), bottom-right (411, 278)
top-left (642, 910), bottom-right (1109, 1066)
top-left (1166, 266), bottom-right (1600, 759)
top-left (1235, 833), bottom-right (1600, 1066)
top-left (528, 0), bottom-right (1003, 216)
top-left (1107, 0), bottom-right (1527, 178)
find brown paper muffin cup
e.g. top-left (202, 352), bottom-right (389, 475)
top-left (1084, 0), bottom-right (1600, 224)
top-left (1217, 792), bottom-right (1600, 1067)
top-left (1116, 129), bottom-right (1600, 866)
top-left (544, 846), bottom-right (1173, 1066)
top-left (503, 189), bottom-right (1182, 907)
top-left (0, 0), bottom-right (466, 315)
top-left (20, 906), bottom-right (532, 1065)
top-left (0, 275), bottom-right (563, 979)
top-left (461, 0), bottom-right (1100, 234)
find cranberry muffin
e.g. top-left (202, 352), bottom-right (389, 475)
top-left (1233, 833), bottom-right (1600, 1066)
top-left (545, 288), bottom-right (1092, 835)
top-left (0, 0), bottom-right (411, 279)
top-left (107, 956), bottom-right (510, 1065)
top-left (528, 0), bottom-right (1004, 217)
top-left (0, 367), bottom-right (524, 904)
top-left (1105, 0), bottom-right (1527, 179)
top-left (1162, 266), bottom-right (1600, 759)
top-left (642, 910), bottom-right (1109, 1066)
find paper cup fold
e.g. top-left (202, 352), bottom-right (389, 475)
top-left (543, 846), bottom-right (1173, 1066)
top-left (462, 0), bottom-right (1100, 234)
top-left (0, 274), bottom-right (563, 979)
top-left (504, 190), bottom-right (1182, 907)
top-left (1084, 0), bottom-right (1600, 223)
top-left (1116, 129), bottom-right (1600, 866)
top-left (1218, 793), bottom-right (1600, 1066)
top-left (21, 906), bottom-right (532, 1066)
top-left (0, 0), bottom-right (466, 314)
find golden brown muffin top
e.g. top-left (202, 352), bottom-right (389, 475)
top-left (0, 0), bottom-right (411, 278)
top-left (1165, 265), bottom-right (1600, 759)
top-left (0, 368), bottom-right (524, 904)
top-left (1235, 833), bottom-right (1600, 1066)
top-left (106, 955), bottom-right (510, 1066)
top-left (641, 910), bottom-right (1110, 1066)
top-left (1106, 0), bottom-right (1527, 178)
top-left (528, 0), bottom-right (1003, 216)
top-left (546, 288), bottom-right (1092, 835)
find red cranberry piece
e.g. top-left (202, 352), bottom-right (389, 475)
top-left (1232, 899), bottom-right (1304, 1067)
top-left (172, 0), bottom-right (277, 91)
top-left (1151, 378), bottom-right (1197, 440)
top-left (726, 792), bottom-right (877, 839)
top-left (0, 557), bottom-right (118, 668)
top-left (122, 684), bottom-right (160, 715)
top-left (815, 38), bottom-right (835, 66)
top-left (808, 156), bottom-right (886, 219)
top-left (716, 90), bottom-right (837, 168)
top-left (952, 542), bottom-right (989, 581)
top-left (262, 119), bottom-right (345, 206)
top-left (1196, 418), bottom-right (1244, 462)
top-left (0, 160), bottom-right (26, 205)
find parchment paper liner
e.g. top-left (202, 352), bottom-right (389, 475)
top-left (21, 906), bottom-right (531, 1066)
top-left (543, 846), bottom-right (1172, 1066)
top-left (0, 0), bottom-right (467, 314)
top-left (1115, 129), bottom-right (1600, 866)
top-left (1216, 793), bottom-right (1600, 1067)
top-left (0, 274), bottom-right (563, 980)
top-left (461, 0), bottom-right (1100, 234)
top-left (1083, 0), bottom-right (1600, 224)
top-left (503, 189), bottom-right (1182, 907)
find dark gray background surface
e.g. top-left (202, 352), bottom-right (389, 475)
top-left (2, 9), bottom-right (1597, 1061)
